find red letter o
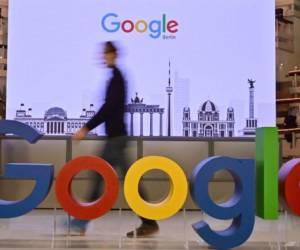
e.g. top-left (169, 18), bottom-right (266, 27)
top-left (121, 20), bottom-right (134, 33)
top-left (55, 156), bottom-right (119, 220)
top-left (279, 159), bottom-right (300, 216)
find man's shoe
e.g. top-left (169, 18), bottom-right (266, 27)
top-left (69, 224), bottom-right (86, 236)
top-left (126, 223), bottom-right (159, 238)
top-left (63, 219), bottom-right (86, 236)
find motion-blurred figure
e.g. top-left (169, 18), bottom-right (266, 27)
top-left (284, 106), bottom-right (298, 145)
top-left (71, 41), bottom-right (159, 237)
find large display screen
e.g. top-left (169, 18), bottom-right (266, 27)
top-left (7, 0), bottom-right (275, 137)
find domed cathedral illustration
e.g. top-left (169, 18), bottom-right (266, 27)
top-left (15, 103), bottom-right (97, 135)
top-left (183, 100), bottom-right (235, 138)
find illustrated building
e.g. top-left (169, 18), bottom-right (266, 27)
top-left (166, 60), bottom-right (173, 136)
top-left (125, 93), bottom-right (164, 136)
top-left (174, 72), bottom-right (190, 136)
top-left (182, 101), bottom-right (235, 137)
top-left (15, 104), bottom-right (97, 135)
top-left (242, 79), bottom-right (258, 136)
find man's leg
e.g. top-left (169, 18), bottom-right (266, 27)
top-left (112, 137), bottom-right (159, 237)
top-left (72, 137), bottom-right (158, 237)
top-left (125, 180), bottom-right (159, 237)
top-left (69, 142), bottom-right (110, 233)
top-left (68, 138), bottom-right (124, 233)
top-left (69, 164), bottom-right (104, 233)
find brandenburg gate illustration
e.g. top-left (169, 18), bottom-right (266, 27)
top-left (125, 93), bottom-right (164, 136)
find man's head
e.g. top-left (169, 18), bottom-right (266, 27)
top-left (103, 41), bottom-right (118, 67)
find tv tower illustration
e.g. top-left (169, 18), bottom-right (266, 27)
top-left (166, 60), bottom-right (173, 136)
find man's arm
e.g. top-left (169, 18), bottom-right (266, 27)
top-left (85, 74), bottom-right (123, 131)
top-left (73, 74), bottom-right (123, 140)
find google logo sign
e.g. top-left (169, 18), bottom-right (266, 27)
top-left (101, 13), bottom-right (179, 39)
top-left (0, 121), bottom-right (299, 249)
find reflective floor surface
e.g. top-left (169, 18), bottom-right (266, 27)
top-left (0, 210), bottom-right (299, 249)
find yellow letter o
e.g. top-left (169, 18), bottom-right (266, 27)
top-left (135, 20), bottom-right (147, 33)
top-left (124, 156), bottom-right (188, 220)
